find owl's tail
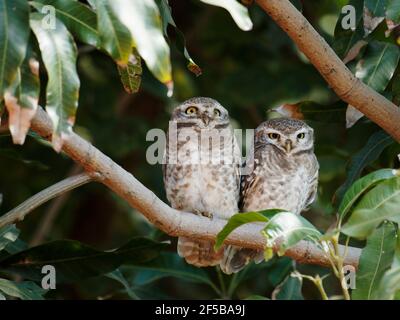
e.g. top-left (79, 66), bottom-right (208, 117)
top-left (220, 245), bottom-right (264, 274)
top-left (177, 237), bottom-right (223, 267)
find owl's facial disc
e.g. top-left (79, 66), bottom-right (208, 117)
top-left (258, 128), bottom-right (313, 154)
top-left (174, 98), bottom-right (229, 129)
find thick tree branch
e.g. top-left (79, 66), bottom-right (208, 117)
top-left (14, 107), bottom-right (360, 269)
top-left (256, 0), bottom-right (400, 142)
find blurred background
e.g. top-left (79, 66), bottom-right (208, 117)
top-left (1, 0), bottom-right (399, 299)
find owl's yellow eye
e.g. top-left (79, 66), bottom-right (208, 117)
top-left (185, 106), bottom-right (198, 115)
top-left (268, 133), bottom-right (280, 139)
top-left (297, 133), bottom-right (305, 139)
top-left (214, 109), bottom-right (221, 117)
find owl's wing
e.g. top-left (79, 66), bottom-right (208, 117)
top-left (305, 154), bottom-right (319, 208)
top-left (238, 149), bottom-right (260, 211)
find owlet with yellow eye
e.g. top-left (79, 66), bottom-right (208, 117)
top-left (221, 118), bottom-right (319, 274)
top-left (163, 97), bottom-right (242, 269)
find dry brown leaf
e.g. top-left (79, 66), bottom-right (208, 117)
top-left (346, 104), bottom-right (364, 128)
top-left (363, 7), bottom-right (385, 36)
top-left (271, 103), bottom-right (304, 120)
top-left (4, 91), bottom-right (37, 145)
top-left (343, 40), bottom-right (368, 64)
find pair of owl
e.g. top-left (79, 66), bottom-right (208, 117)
top-left (163, 97), bottom-right (319, 274)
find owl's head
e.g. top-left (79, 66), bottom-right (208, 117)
top-left (171, 97), bottom-right (229, 128)
top-left (255, 118), bottom-right (314, 154)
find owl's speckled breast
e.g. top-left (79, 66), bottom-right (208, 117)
top-left (241, 147), bottom-right (315, 214)
top-left (163, 127), bottom-right (241, 220)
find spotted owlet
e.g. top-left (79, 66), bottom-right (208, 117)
top-left (163, 97), bottom-right (241, 268)
top-left (221, 118), bottom-right (319, 274)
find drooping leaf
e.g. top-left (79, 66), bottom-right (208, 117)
top-left (132, 252), bottom-right (215, 288)
top-left (0, 0), bottom-right (30, 98)
top-left (0, 278), bottom-right (46, 300)
top-left (106, 269), bottom-right (139, 299)
top-left (352, 222), bottom-right (396, 299)
top-left (0, 237), bottom-right (167, 283)
top-left (272, 273), bottom-right (304, 300)
top-left (333, 0), bottom-right (364, 58)
top-left (0, 225), bottom-right (20, 252)
top-left (375, 231), bottom-right (400, 299)
top-left (215, 209), bottom-right (284, 250)
top-left (355, 41), bottom-right (400, 92)
top-left (31, 0), bottom-right (99, 47)
top-left (117, 48), bottom-right (142, 94)
top-left (156, 0), bottom-right (201, 76)
top-left (199, 0), bottom-right (253, 31)
top-left (95, 0), bottom-right (132, 64)
top-left (30, 13), bottom-right (80, 152)
top-left (262, 212), bottom-right (321, 256)
top-left (4, 49), bottom-right (40, 145)
top-left (387, 0), bottom-right (400, 24)
top-left (339, 168), bottom-right (398, 220)
top-left (335, 130), bottom-right (395, 206)
top-left (342, 177), bottom-right (400, 239)
top-left (107, 0), bottom-right (173, 90)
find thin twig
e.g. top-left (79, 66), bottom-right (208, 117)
top-left (0, 173), bottom-right (92, 228)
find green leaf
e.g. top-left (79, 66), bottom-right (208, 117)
top-left (272, 274), bottom-right (304, 300)
top-left (0, 237), bottom-right (167, 283)
top-left (0, 0), bottom-right (30, 97)
top-left (352, 222), bottom-right (397, 299)
top-left (355, 41), bottom-right (400, 92)
top-left (0, 278), bottom-right (46, 300)
top-left (339, 168), bottom-right (397, 220)
top-left (375, 231), bottom-right (400, 299)
top-left (156, 0), bottom-right (201, 76)
top-left (199, 0), bottom-right (253, 31)
top-left (387, 0), bottom-right (400, 23)
top-left (132, 252), bottom-right (214, 288)
top-left (0, 225), bottom-right (20, 252)
top-left (107, 0), bottom-right (172, 88)
top-left (335, 130), bottom-right (395, 206)
top-left (263, 212), bottom-right (321, 256)
top-left (117, 48), bottom-right (142, 94)
top-left (365, 0), bottom-right (388, 17)
top-left (342, 177), bottom-right (400, 239)
top-left (333, 0), bottom-right (364, 58)
top-left (30, 13), bottom-right (80, 151)
top-left (30, 0), bottom-right (99, 47)
top-left (95, 0), bottom-right (132, 64)
top-left (106, 269), bottom-right (139, 300)
top-left (215, 209), bottom-right (284, 250)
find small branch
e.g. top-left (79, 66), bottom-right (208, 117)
top-left (29, 164), bottom-right (83, 246)
top-left (24, 107), bottom-right (361, 269)
top-left (0, 173), bottom-right (92, 228)
top-left (256, 0), bottom-right (400, 142)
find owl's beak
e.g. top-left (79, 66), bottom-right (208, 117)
top-left (201, 114), bottom-right (212, 126)
top-left (285, 140), bottom-right (292, 153)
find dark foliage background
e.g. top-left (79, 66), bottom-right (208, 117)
top-left (1, 0), bottom-right (400, 300)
